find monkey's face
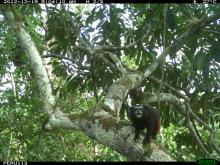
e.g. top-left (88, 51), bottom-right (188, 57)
top-left (130, 104), bottom-right (146, 119)
top-left (134, 109), bottom-right (143, 119)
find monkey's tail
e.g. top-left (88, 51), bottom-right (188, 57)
top-left (152, 120), bottom-right (160, 139)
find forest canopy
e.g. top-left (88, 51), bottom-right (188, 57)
top-left (0, 4), bottom-right (220, 161)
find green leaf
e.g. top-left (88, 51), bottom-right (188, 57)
top-left (166, 7), bottom-right (176, 30)
top-left (185, 34), bottom-right (198, 61)
top-left (210, 45), bottom-right (220, 62)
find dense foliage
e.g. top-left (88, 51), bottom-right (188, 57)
top-left (0, 4), bottom-right (220, 161)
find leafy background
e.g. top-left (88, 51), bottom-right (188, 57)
top-left (0, 4), bottom-right (220, 161)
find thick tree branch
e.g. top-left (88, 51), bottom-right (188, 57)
top-left (104, 73), bottom-right (142, 117)
top-left (145, 93), bottom-right (186, 114)
top-left (43, 108), bottom-right (175, 161)
top-left (1, 7), bottom-right (55, 115)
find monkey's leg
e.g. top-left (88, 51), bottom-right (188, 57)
top-left (134, 126), bottom-right (140, 142)
top-left (143, 125), bottom-right (154, 144)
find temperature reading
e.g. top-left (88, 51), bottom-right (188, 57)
top-left (203, 0), bottom-right (217, 3)
top-left (93, 0), bottom-right (103, 3)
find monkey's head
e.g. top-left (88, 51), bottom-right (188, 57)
top-left (134, 109), bottom-right (143, 118)
top-left (130, 104), bottom-right (149, 119)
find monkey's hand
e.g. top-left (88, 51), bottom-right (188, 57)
top-left (134, 137), bottom-right (139, 142)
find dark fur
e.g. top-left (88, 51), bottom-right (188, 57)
top-left (130, 104), bottom-right (160, 144)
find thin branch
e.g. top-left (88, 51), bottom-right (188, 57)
top-left (203, 29), bottom-right (220, 35)
top-left (96, 53), bottom-right (117, 70)
top-left (146, 92), bottom-right (186, 114)
top-left (66, 11), bottom-right (93, 51)
top-left (212, 95), bottom-right (220, 110)
top-left (90, 56), bottom-right (99, 103)
top-left (183, 4), bottom-right (194, 20)
top-left (210, 131), bottom-right (220, 155)
top-left (187, 115), bottom-right (210, 155)
top-left (42, 54), bottom-right (74, 61)
top-left (191, 119), bottom-right (209, 155)
top-left (158, 5), bottom-right (168, 111)
top-left (210, 115), bottom-right (220, 155)
top-left (101, 51), bottom-right (127, 75)
top-left (96, 5), bottom-right (162, 51)
top-left (149, 76), bottom-right (190, 101)
top-left (150, 75), bottom-right (217, 155)
top-left (0, 80), bottom-right (25, 86)
top-left (186, 102), bottom-right (212, 132)
top-left (142, 11), bottom-right (220, 80)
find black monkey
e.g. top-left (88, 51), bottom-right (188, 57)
top-left (130, 104), bottom-right (160, 144)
